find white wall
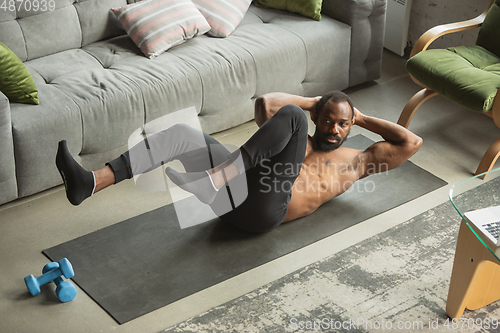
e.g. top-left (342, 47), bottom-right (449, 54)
top-left (407, 0), bottom-right (492, 50)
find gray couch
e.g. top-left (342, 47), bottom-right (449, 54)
top-left (0, 0), bottom-right (387, 205)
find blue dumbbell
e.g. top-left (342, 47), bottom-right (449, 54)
top-left (24, 258), bottom-right (74, 297)
top-left (42, 262), bottom-right (77, 303)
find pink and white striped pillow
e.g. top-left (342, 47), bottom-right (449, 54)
top-left (191, 0), bottom-right (252, 38)
top-left (111, 0), bottom-right (211, 58)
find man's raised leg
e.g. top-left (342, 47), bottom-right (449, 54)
top-left (56, 123), bottom-right (223, 206)
top-left (56, 104), bottom-right (308, 207)
top-left (165, 104), bottom-right (308, 206)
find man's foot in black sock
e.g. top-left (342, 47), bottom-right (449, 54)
top-left (56, 140), bottom-right (95, 206)
top-left (165, 167), bottom-right (218, 204)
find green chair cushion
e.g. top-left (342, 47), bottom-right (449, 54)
top-left (0, 42), bottom-right (39, 105)
top-left (406, 45), bottom-right (500, 113)
top-left (254, 0), bottom-right (323, 21)
top-left (476, 0), bottom-right (500, 57)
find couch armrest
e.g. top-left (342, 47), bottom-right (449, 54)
top-left (0, 92), bottom-right (18, 205)
top-left (322, 0), bottom-right (387, 87)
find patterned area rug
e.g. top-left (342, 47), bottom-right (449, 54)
top-left (162, 177), bottom-right (500, 333)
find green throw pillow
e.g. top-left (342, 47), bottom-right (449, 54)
top-left (254, 0), bottom-right (323, 21)
top-left (0, 42), bottom-right (39, 105)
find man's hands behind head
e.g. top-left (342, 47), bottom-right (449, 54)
top-left (352, 107), bottom-right (365, 126)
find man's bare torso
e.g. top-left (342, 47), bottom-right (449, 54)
top-left (283, 136), bottom-right (362, 222)
top-left (255, 92), bottom-right (423, 224)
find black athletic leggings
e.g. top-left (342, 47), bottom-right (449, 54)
top-left (107, 104), bottom-right (308, 233)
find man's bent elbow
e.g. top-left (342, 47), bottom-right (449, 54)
top-left (254, 96), bottom-right (266, 126)
top-left (255, 96), bottom-right (266, 111)
top-left (255, 96), bottom-right (273, 127)
top-left (410, 134), bottom-right (423, 156)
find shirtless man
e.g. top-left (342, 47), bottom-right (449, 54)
top-left (256, 92), bottom-right (423, 223)
top-left (55, 91), bottom-right (422, 233)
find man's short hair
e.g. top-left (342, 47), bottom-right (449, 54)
top-left (316, 91), bottom-right (354, 120)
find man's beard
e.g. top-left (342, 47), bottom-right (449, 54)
top-left (314, 129), bottom-right (350, 152)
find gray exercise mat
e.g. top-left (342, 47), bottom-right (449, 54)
top-left (43, 135), bottom-right (447, 324)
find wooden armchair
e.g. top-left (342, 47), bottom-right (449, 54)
top-left (398, 0), bottom-right (500, 177)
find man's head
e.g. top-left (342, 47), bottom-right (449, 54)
top-left (311, 91), bottom-right (355, 152)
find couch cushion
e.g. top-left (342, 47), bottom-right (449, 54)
top-left (0, 11), bottom-right (27, 61)
top-left (232, 6), bottom-right (350, 97)
top-left (111, 0), bottom-right (211, 58)
top-left (52, 74), bottom-right (144, 155)
top-left (0, 0), bottom-right (127, 61)
top-left (83, 35), bottom-right (204, 129)
top-left (0, 0), bottom-right (75, 61)
top-left (192, 0), bottom-right (252, 37)
top-left (18, 5), bottom-right (82, 61)
top-left (75, 0), bottom-right (127, 46)
top-left (25, 48), bottom-right (104, 83)
top-left (226, 15), bottom-right (306, 98)
top-left (247, 6), bottom-right (350, 96)
top-left (406, 45), bottom-right (500, 113)
top-left (165, 35), bottom-right (258, 133)
top-left (0, 42), bottom-right (39, 104)
top-left (24, 43), bottom-right (145, 154)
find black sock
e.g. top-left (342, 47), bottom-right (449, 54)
top-left (56, 140), bottom-right (95, 206)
